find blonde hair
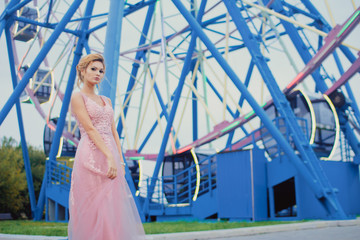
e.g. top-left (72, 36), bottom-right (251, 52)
top-left (76, 53), bottom-right (105, 87)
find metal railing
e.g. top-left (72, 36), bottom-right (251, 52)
top-left (46, 160), bottom-right (72, 191)
top-left (141, 153), bottom-right (217, 213)
top-left (260, 116), bottom-right (309, 159)
top-left (140, 116), bottom-right (311, 213)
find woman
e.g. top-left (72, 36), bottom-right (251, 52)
top-left (68, 53), bottom-right (146, 239)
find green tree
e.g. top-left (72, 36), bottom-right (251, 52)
top-left (0, 137), bottom-right (46, 219)
top-left (18, 144), bottom-right (46, 218)
top-left (0, 137), bottom-right (27, 216)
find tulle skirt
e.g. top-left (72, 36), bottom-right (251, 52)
top-left (68, 135), bottom-right (146, 240)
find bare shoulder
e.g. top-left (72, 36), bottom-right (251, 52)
top-left (71, 92), bottom-right (85, 108)
top-left (72, 92), bottom-right (82, 99)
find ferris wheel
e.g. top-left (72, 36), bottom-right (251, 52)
top-left (1, 0), bottom-right (359, 221)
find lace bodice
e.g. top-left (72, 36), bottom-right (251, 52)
top-left (76, 92), bottom-right (114, 137)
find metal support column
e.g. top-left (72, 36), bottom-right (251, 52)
top-left (37, 0), bottom-right (89, 220)
top-left (226, 60), bottom-right (254, 148)
top-left (99, 0), bottom-right (125, 104)
top-left (117, 3), bottom-right (156, 136)
top-left (0, 0), bottom-right (21, 40)
top-left (172, 0), bottom-right (346, 219)
top-left (224, 0), bottom-right (346, 219)
top-left (5, 27), bottom-right (36, 217)
top-left (143, 0), bottom-right (207, 217)
top-left (0, 0), bottom-right (84, 126)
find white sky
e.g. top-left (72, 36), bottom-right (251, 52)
top-left (0, 0), bottom-right (359, 152)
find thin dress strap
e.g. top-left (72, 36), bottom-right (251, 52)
top-left (99, 95), bottom-right (108, 106)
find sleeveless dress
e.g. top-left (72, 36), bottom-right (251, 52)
top-left (68, 92), bottom-right (146, 240)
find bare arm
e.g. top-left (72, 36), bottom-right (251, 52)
top-left (71, 93), bottom-right (117, 179)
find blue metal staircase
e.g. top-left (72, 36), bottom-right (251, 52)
top-left (45, 160), bottom-right (71, 222)
top-left (143, 153), bottom-right (218, 221)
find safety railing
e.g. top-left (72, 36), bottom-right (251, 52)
top-left (260, 116), bottom-right (309, 159)
top-left (46, 160), bottom-right (72, 191)
top-left (140, 116), bottom-right (311, 213)
top-left (142, 153), bottom-right (217, 212)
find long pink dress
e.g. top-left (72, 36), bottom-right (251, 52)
top-left (68, 92), bottom-right (146, 240)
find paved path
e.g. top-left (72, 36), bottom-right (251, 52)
top-left (0, 218), bottom-right (359, 240)
top-left (209, 226), bottom-right (360, 240)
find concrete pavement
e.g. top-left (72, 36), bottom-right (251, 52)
top-left (0, 218), bottom-right (359, 240)
top-left (207, 226), bottom-right (360, 240)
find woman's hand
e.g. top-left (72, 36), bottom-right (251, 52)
top-left (106, 155), bottom-right (117, 179)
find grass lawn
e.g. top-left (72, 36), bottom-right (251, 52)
top-left (0, 220), bottom-right (306, 236)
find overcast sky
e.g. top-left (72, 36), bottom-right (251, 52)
top-left (0, 0), bottom-right (359, 151)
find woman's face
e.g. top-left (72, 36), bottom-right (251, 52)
top-left (81, 61), bottom-right (105, 86)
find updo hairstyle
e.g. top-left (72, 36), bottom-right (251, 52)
top-left (76, 53), bottom-right (105, 87)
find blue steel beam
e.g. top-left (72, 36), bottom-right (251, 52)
top-left (138, 84), bottom-right (179, 153)
top-left (38, 0), bottom-right (90, 220)
top-left (12, 16), bottom-right (78, 35)
top-left (0, 0), bottom-right (83, 126)
top-left (172, 0), bottom-right (346, 219)
top-left (48, 0), bottom-right (92, 158)
top-left (137, 53), bottom-right (181, 152)
top-left (86, 1), bottom-right (156, 34)
top-left (225, 0), bottom-right (346, 219)
top-left (143, 0), bottom-right (208, 216)
top-left (333, 58), bottom-right (360, 131)
top-left (6, 0), bottom-right (32, 15)
top-left (297, 0), bottom-right (360, 157)
top-left (0, 0), bottom-right (20, 40)
top-left (34, 0), bottom-right (85, 220)
top-left (45, 0), bottom-right (54, 24)
top-left (5, 27), bottom-right (36, 217)
top-left (100, 0), bottom-right (145, 221)
top-left (201, 74), bottom-right (236, 118)
top-left (299, 0), bottom-right (360, 119)
top-left (191, 0), bottom-right (198, 142)
top-left (99, 0), bottom-right (125, 104)
top-left (265, 0), bottom-right (328, 93)
top-left (192, 72), bottom-right (198, 142)
top-left (122, 59), bottom-right (181, 152)
top-left (331, 50), bottom-right (360, 135)
top-left (339, 45), bottom-right (360, 131)
top-left (226, 60), bottom-right (254, 148)
top-left (117, 2), bottom-right (156, 136)
top-left (34, 173), bottom-right (46, 220)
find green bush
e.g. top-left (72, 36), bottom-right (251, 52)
top-left (0, 137), bottom-right (45, 219)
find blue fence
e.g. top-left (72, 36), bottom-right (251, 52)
top-left (46, 160), bottom-right (72, 191)
top-left (142, 153), bottom-right (217, 213)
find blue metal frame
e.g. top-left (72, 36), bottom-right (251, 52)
top-left (137, 85), bottom-right (176, 153)
top-left (116, 3), bottom-right (156, 136)
top-left (225, 0), bottom-right (346, 219)
top-left (5, 26), bottom-right (36, 217)
top-left (137, 74), bottom-right (183, 153)
top-left (0, 0), bottom-right (21, 40)
top-left (297, 0), bottom-right (360, 157)
top-left (170, 0), bottom-right (347, 219)
top-left (266, 0), bottom-right (328, 93)
top-left (226, 60), bottom-right (254, 148)
top-left (191, 63), bottom-right (199, 142)
top-left (143, 0), bottom-right (208, 217)
top-left (44, 0), bottom-right (91, 220)
top-left (99, 0), bottom-right (125, 104)
top-left (0, 0), bottom-right (84, 220)
top-left (1, 0), bottom-right (359, 222)
top-left (100, 0), bottom-right (145, 221)
top-left (0, 0), bottom-right (83, 126)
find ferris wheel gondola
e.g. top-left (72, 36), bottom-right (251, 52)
top-left (260, 90), bottom-right (340, 160)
